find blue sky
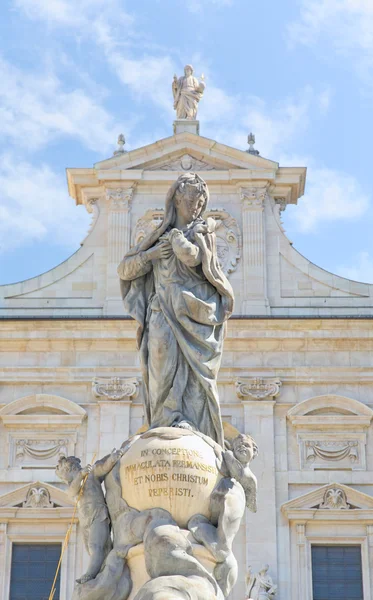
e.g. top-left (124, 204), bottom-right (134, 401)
top-left (1, 0), bottom-right (373, 285)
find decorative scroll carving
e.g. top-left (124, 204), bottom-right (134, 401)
top-left (236, 378), bottom-right (282, 400)
top-left (241, 187), bottom-right (267, 207)
top-left (149, 154), bottom-right (217, 172)
top-left (132, 209), bottom-right (165, 246)
top-left (81, 197), bottom-right (100, 244)
top-left (23, 486), bottom-right (54, 508)
top-left (132, 208), bottom-right (241, 275)
top-left (318, 487), bottom-right (351, 510)
top-left (306, 440), bottom-right (359, 464)
top-left (92, 377), bottom-right (139, 401)
top-left (16, 439), bottom-right (68, 463)
top-left (106, 187), bottom-right (135, 210)
top-left (206, 209), bottom-right (241, 274)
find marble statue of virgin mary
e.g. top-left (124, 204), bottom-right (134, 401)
top-left (118, 173), bottom-right (234, 446)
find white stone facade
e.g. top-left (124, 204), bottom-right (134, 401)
top-left (1, 131), bottom-right (373, 599)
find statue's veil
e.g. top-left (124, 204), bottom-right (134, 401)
top-left (124, 173), bottom-right (209, 259)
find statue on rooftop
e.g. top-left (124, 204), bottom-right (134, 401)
top-left (172, 65), bottom-right (206, 120)
top-left (118, 173), bottom-right (234, 446)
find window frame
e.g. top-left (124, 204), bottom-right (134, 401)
top-left (2, 531), bottom-right (74, 600)
top-left (305, 537), bottom-right (370, 600)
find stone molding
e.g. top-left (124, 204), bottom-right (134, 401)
top-left (92, 376), bottom-right (139, 401)
top-left (287, 394), bottom-right (373, 430)
top-left (236, 377), bottom-right (282, 400)
top-left (0, 394), bottom-right (87, 430)
top-left (148, 153), bottom-right (217, 171)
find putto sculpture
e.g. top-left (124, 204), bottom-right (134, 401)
top-left (56, 450), bottom-right (123, 584)
top-left (118, 173), bottom-right (234, 446)
top-left (172, 65), bottom-right (206, 120)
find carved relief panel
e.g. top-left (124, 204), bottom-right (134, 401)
top-left (297, 432), bottom-right (366, 471)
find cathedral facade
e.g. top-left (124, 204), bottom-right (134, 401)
top-left (0, 128), bottom-right (372, 600)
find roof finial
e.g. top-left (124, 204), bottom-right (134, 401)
top-left (247, 132), bottom-right (260, 156)
top-left (113, 133), bottom-right (126, 156)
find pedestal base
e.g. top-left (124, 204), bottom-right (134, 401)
top-left (173, 119), bottom-right (200, 135)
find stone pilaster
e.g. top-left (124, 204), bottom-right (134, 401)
top-left (240, 187), bottom-right (270, 315)
top-left (104, 186), bottom-right (135, 314)
top-left (242, 398), bottom-right (277, 578)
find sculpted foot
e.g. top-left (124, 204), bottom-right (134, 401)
top-left (76, 573), bottom-right (95, 584)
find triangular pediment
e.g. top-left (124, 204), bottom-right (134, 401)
top-left (94, 132), bottom-right (278, 172)
top-left (0, 481), bottom-right (73, 508)
top-left (282, 483), bottom-right (373, 517)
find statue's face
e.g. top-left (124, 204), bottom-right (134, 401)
top-left (55, 459), bottom-right (79, 483)
top-left (184, 67), bottom-right (193, 77)
top-left (232, 435), bottom-right (255, 464)
top-left (175, 188), bottom-right (205, 224)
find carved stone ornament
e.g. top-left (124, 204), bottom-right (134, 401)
top-left (81, 197), bottom-right (100, 244)
top-left (236, 378), bottom-right (282, 400)
top-left (23, 486), bottom-right (54, 508)
top-left (306, 440), bottom-right (359, 464)
top-left (149, 154), bottom-right (217, 172)
top-left (92, 377), bottom-right (139, 401)
top-left (106, 187), bottom-right (135, 210)
top-left (241, 187), bottom-right (267, 207)
top-left (16, 438), bottom-right (68, 463)
top-left (132, 208), bottom-right (241, 275)
top-left (318, 487), bottom-right (351, 510)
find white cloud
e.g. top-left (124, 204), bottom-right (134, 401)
top-left (0, 154), bottom-right (90, 253)
top-left (0, 56), bottom-right (124, 153)
top-left (337, 251), bottom-right (373, 284)
top-left (286, 163), bottom-right (370, 232)
top-left (288, 0), bottom-right (373, 85)
top-left (201, 85), bottom-right (330, 158)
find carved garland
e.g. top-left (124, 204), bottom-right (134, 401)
top-left (16, 439), bottom-right (68, 462)
top-left (305, 440), bottom-right (359, 464)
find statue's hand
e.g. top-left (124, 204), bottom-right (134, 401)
top-left (110, 448), bottom-right (124, 462)
top-left (81, 464), bottom-right (92, 477)
top-left (146, 240), bottom-right (173, 261)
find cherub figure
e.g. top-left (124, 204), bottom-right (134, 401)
top-left (188, 433), bottom-right (258, 598)
top-left (56, 449), bottom-right (123, 584)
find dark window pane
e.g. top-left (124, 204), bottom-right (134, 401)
top-left (312, 545), bottom-right (363, 600)
top-left (10, 544), bottom-right (61, 600)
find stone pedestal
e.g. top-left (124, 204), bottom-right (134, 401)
top-left (173, 119), bottom-right (200, 135)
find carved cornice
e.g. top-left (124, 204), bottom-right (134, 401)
top-left (92, 377), bottom-right (139, 401)
top-left (236, 377), bottom-right (282, 400)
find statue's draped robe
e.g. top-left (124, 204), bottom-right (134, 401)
top-left (118, 219), bottom-right (234, 447)
top-left (175, 75), bottom-right (203, 120)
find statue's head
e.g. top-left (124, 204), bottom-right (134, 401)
top-left (232, 433), bottom-right (258, 465)
top-left (184, 64), bottom-right (194, 76)
top-left (55, 455), bottom-right (81, 483)
top-left (173, 173), bottom-right (208, 224)
top-left (259, 564), bottom-right (269, 575)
